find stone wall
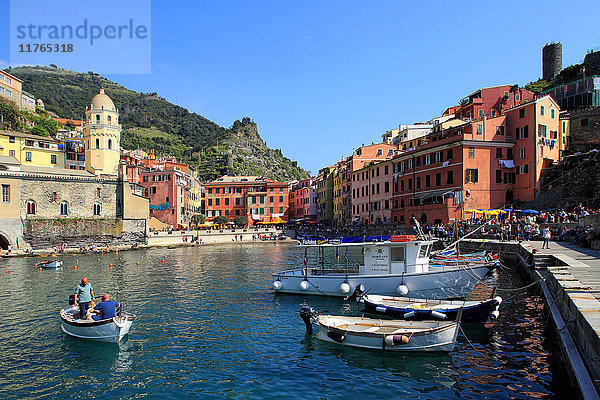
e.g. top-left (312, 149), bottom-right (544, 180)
top-left (23, 218), bottom-right (145, 249)
top-left (0, 218), bottom-right (23, 248)
top-left (20, 176), bottom-right (118, 219)
top-left (567, 107), bottom-right (600, 152)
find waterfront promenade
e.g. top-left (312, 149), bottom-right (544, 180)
top-left (536, 241), bottom-right (600, 300)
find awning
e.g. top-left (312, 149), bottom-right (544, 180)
top-left (498, 159), bottom-right (515, 168)
top-left (251, 215), bottom-right (262, 220)
top-left (410, 189), bottom-right (453, 201)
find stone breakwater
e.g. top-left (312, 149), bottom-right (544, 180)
top-left (2, 227), bottom-right (287, 258)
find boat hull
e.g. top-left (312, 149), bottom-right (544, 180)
top-left (314, 315), bottom-right (459, 352)
top-left (60, 306), bottom-right (135, 343)
top-left (273, 263), bottom-right (493, 299)
top-left (39, 261), bottom-right (63, 270)
top-left (361, 294), bottom-right (501, 322)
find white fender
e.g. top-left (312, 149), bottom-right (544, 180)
top-left (339, 282), bottom-right (351, 294)
top-left (397, 284), bottom-right (409, 296)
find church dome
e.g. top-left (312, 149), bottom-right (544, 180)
top-left (90, 88), bottom-right (116, 111)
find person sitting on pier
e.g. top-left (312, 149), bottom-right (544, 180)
top-left (88, 294), bottom-right (120, 321)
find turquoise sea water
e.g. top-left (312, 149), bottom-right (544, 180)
top-left (0, 243), bottom-right (570, 399)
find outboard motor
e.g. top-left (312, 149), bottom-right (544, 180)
top-left (300, 307), bottom-right (315, 334)
top-left (344, 283), bottom-right (365, 302)
top-left (68, 294), bottom-right (75, 306)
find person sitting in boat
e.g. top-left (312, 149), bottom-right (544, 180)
top-left (74, 277), bottom-right (95, 320)
top-left (87, 294), bottom-right (120, 321)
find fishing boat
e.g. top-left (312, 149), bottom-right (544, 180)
top-left (36, 260), bottom-right (63, 270)
top-left (300, 307), bottom-right (461, 352)
top-left (359, 292), bottom-right (502, 322)
top-left (272, 236), bottom-right (497, 299)
top-left (60, 303), bottom-right (136, 343)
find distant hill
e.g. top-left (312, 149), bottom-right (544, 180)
top-left (7, 66), bottom-right (309, 182)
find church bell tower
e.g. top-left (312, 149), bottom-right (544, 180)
top-left (83, 88), bottom-right (121, 175)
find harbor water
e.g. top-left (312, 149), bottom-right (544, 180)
top-left (0, 243), bottom-right (571, 399)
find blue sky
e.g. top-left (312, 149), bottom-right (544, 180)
top-left (1, 0), bottom-right (599, 175)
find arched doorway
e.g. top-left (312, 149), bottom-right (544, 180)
top-left (0, 234), bottom-right (9, 250)
top-left (505, 189), bottom-right (514, 204)
top-left (419, 212), bottom-right (428, 224)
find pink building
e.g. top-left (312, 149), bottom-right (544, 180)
top-left (351, 159), bottom-right (393, 224)
top-left (455, 85), bottom-right (535, 120)
top-left (290, 179), bottom-right (317, 220)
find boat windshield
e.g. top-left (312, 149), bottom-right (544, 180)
top-left (418, 244), bottom-right (431, 259)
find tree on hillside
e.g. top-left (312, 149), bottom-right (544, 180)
top-left (30, 116), bottom-right (58, 137)
top-left (0, 101), bottom-right (22, 131)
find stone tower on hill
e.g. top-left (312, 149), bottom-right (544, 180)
top-left (83, 88), bottom-right (121, 175)
top-left (543, 42), bottom-right (562, 81)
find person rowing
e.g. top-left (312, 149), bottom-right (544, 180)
top-left (87, 294), bottom-right (120, 321)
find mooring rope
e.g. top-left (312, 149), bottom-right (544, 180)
top-left (459, 324), bottom-right (491, 359)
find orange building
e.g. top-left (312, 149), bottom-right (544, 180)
top-left (0, 70), bottom-right (23, 107)
top-left (205, 176), bottom-right (289, 226)
top-left (389, 95), bottom-right (566, 225)
top-left (505, 95), bottom-right (564, 202)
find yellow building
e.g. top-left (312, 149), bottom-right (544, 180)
top-left (84, 89), bottom-right (121, 176)
top-left (332, 163), bottom-right (344, 225)
top-left (0, 131), bottom-right (65, 167)
top-left (186, 169), bottom-right (204, 220)
top-left (316, 165), bottom-right (335, 223)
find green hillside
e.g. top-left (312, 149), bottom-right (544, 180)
top-left (6, 66), bottom-right (309, 182)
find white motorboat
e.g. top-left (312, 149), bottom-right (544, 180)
top-left (300, 307), bottom-right (461, 352)
top-left (60, 305), bottom-right (136, 343)
top-left (36, 260), bottom-right (63, 270)
top-left (272, 236), bottom-right (497, 299)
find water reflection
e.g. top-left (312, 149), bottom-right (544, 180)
top-left (0, 243), bottom-right (572, 399)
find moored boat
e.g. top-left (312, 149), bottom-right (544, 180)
top-left (300, 307), bottom-right (462, 352)
top-left (272, 237), bottom-right (497, 299)
top-left (36, 260), bottom-right (63, 270)
top-left (359, 293), bottom-right (502, 322)
top-left (60, 304), bottom-right (136, 343)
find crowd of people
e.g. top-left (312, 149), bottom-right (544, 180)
top-left (293, 203), bottom-right (600, 249)
top-left (425, 203), bottom-right (600, 248)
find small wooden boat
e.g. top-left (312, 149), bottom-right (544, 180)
top-left (360, 293), bottom-right (502, 322)
top-left (60, 304), bottom-right (136, 343)
top-left (300, 307), bottom-right (461, 352)
top-left (36, 260), bottom-right (63, 270)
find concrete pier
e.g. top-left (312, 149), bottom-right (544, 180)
top-left (460, 239), bottom-right (600, 400)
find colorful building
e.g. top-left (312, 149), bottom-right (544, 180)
top-left (289, 179), bottom-right (317, 220)
top-left (389, 95), bottom-right (566, 225)
top-left (204, 176), bottom-right (289, 226)
top-left (455, 85), bottom-right (535, 120)
top-left (316, 166), bottom-right (335, 223)
top-left (504, 95), bottom-right (565, 202)
top-left (332, 164), bottom-right (344, 225)
top-left (0, 131), bottom-right (65, 168)
top-left (0, 70), bottom-right (22, 108)
top-left (352, 159), bottom-right (394, 224)
top-left (0, 89), bottom-right (148, 250)
top-left (139, 169), bottom-right (194, 228)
